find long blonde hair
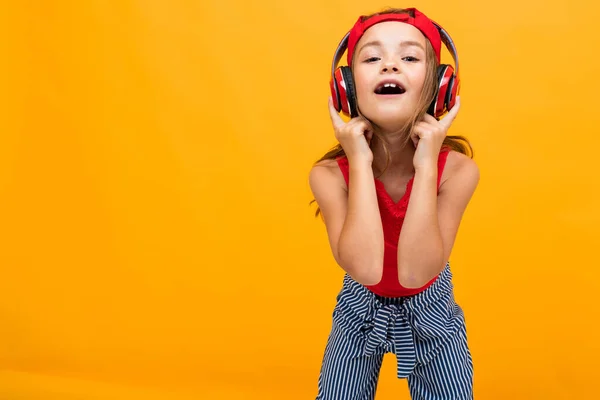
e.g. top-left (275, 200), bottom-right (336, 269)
top-left (310, 8), bottom-right (473, 218)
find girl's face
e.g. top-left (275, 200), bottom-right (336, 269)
top-left (352, 21), bottom-right (428, 132)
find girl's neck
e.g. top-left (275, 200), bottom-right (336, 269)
top-left (370, 133), bottom-right (416, 179)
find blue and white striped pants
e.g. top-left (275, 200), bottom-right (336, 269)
top-left (316, 264), bottom-right (473, 399)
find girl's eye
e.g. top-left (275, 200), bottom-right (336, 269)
top-left (364, 56), bottom-right (420, 63)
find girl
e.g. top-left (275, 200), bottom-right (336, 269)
top-left (309, 7), bottom-right (479, 400)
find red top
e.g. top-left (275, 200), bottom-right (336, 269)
top-left (335, 148), bottom-right (451, 297)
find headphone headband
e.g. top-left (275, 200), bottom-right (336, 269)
top-left (331, 32), bottom-right (350, 78)
top-left (434, 22), bottom-right (460, 79)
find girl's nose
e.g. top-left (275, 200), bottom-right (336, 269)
top-left (381, 62), bottom-right (399, 73)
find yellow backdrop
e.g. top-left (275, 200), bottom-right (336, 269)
top-left (1, 0), bottom-right (599, 399)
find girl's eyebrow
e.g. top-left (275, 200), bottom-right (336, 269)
top-left (358, 40), bottom-right (425, 54)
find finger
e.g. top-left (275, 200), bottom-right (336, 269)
top-left (365, 130), bottom-right (374, 145)
top-left (421, 113), bottom-right (439, 125)
top-left (439, 96), bottom-right (461, 129)
top-left (411, 134), bottom-right (419, 148)
top-left (328, 97), bottom-right (345, 129)
top-left (412, 123), bottom-right (429, 138)
top-left (351, 117), bottom-right (373, 135)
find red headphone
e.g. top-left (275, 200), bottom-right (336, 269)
top-left (330, 9), bottom-right (460, 119)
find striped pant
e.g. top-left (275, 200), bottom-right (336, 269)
top-left (315, 264), bottom-right (473, 399)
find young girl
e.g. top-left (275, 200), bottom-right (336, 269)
top-left (309, 7), bottom-right (479, 400)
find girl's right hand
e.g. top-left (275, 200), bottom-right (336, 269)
top-left (328, 97), bottom-right (374, 164)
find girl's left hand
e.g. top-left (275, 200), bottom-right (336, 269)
top-left (411, 96), bottom-right (461, 171)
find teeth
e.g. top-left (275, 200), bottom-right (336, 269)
top-left (375, 82), bottom-right (405, 94)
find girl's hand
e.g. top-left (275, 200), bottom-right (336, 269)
top-left (328, 97), bottom-right (374, 165)
top-left (411, 97), bottom-right (461, 171)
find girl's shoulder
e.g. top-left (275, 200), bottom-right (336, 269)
top-left (439, 149), bottom-right (480, 193)
top-left (313, 157), bottom-right (344, 168)
top-left (311, 157), bottom-right (345, 177)
top-left (309, 157), bottom-right (347, 192)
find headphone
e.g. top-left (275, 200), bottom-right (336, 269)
top-left (329, 20), bottom-right (460, 120)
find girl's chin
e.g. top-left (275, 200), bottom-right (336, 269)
top-left (360, 104), bottom-right (415, 127)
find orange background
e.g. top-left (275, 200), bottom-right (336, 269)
top-left (1, 0), bottom-right (599, 399)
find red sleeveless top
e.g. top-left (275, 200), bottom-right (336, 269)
top-left (336, 148), bottom-right (451, 298)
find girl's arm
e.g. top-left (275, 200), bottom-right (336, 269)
top-left (397, 151), bottom-right (479, 288)
top-left (310, 160), bottom-right (384, 285)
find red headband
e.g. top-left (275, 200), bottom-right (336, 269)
top-left (346, 8), bottom-right (442, 65)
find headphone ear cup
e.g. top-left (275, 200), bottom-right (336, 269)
top-left (330, 67), bottom-right (344, 112)
top-left (442, 64), bottom-right (457, 112)
top-left (330, 66), bottom-right (354, 116)
top-left (446, 72), bottom-right (459, 111)
top-left (429, 65), bottom-right (454, 118)
top-left (339, 66), bottom-right (358, 118)
top-left (428, 65), bottom-right (445, 117)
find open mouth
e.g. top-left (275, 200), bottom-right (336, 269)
top-left (375, 82), bottom-right (406, 95)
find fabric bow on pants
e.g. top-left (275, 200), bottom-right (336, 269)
top-left (315, 264), bottom-right (474, 400)
top-left (363, 302), bottom-right (416, 378)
